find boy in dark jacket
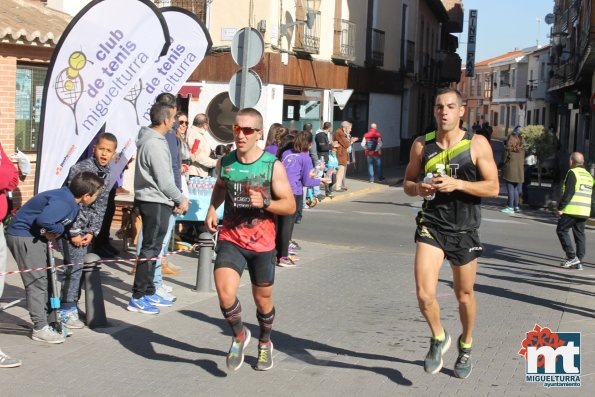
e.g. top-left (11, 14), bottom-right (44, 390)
top-left (60, 133), bottom-right (117, 328)
top-left (6, 172), bottom-right (104, 344)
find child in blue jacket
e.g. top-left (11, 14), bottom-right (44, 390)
top-left (6, 171), bottom-right (104, 344)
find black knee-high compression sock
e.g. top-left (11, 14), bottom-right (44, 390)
top-left (221, 298), bottom-right (244, 339)
top-left (256, 307), bottom-right (275, 344)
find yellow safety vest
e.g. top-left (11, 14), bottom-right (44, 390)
top-left (562, 167), bottom-right (594, 217)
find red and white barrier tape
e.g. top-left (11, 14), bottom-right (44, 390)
top-left (0, 243), bottom-right (200, 277)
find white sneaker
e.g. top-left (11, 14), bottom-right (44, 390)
top-left (161, 283), bottom-right (173, 293)
top-left (156, 286), bottom-right (177, 302)
top-left (0, 349), bottom-right (21, 368)
top-left (561, 257), bottom-right (580, 268)
top-left (32, 325), bottom-right (65, 344)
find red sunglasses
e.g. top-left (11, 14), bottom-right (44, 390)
top-left (233, 125), bottom-right (260, 136)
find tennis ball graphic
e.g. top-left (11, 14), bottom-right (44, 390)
top-left (66, 68), bottom-right (79, 79)
top-left (64, 80), bottom-right (75, 91)
top-left (69, 51), bottom-right (86, 70)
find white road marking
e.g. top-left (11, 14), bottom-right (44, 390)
top-left (309, 209), bottom-right (344, 214)
top-left (353, 211), bottom-right (401, 216)
top-left (483, 218), bottom-right (526, 224)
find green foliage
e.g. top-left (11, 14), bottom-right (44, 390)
top-left (519, 125), bottom-right (556, 160)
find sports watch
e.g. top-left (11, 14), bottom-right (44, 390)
top-left (262, 197), bottom-right (271, 209)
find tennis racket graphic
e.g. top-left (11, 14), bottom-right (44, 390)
top-left (124, 79), bottom-right (142, 125)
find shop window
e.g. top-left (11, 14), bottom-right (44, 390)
top-left (15, 65), bottom-right (47, 152)
top-left (333, 92), bottom-right (369, 137)
top-left (282, 88), bottom-right (322, 132)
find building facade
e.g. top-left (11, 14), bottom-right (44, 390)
top-left (548, 0), bottom-right (595, 164)
top-left (2, 0), bottom-right (464, 204)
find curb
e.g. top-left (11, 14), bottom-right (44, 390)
top-left (317, 183), bottom-right (388, 204)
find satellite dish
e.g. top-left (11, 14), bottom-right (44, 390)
top-left (545, 13), bottom-right (555, 25)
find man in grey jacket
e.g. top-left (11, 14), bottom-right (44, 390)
top-left (127, 101), bottom-right (189, 314)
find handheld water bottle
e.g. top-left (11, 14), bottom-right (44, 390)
top-left (423, 172), bottom-right (435, 200)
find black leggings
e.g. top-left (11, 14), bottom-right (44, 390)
top-left (275, 195), bottom-right (302, 258)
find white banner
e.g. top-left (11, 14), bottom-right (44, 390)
top-left (36, 0), bottom-right (169, 193)
top-left (105, 8), bottom-right (212, 189)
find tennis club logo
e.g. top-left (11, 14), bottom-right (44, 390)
top-left (518, 324), bottom-right (581, 388)
top-left (54, 51), bottom-right (89, 135)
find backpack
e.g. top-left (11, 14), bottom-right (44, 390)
top-left (366, 138), bottom-right (378, 151)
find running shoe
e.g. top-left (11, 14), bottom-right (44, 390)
top-left (277, 257), bottom-right (296, 267)
top-left (31, 325), bottom-right (65, 344)
top-left (454, 335), bottom-right (473, 379)
top-left (500, 207), bottom-right (515, 213)
top-left (59, 307), bottom-right (85, 329)
top-left (424, 330), bottom-right (451, 374)
top-left (289, 240), bottom-right (302, 251)
top-left (227, 327), bottom-right (251, 371)
top-left (254, 341), bottom-right (274, 371)
top-left (126, 296), bottom-right (160, 314)
top-left (288, 254), bottom-right (300, 262)
top-left (0, 349), bottom-right (21, 368)
top-left (145, 293), bottom-right (174, 307)
top-left (560, 257), bottom-right (581, 268)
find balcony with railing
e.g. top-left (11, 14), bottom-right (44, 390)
top-left (295, 9), bottom-right (321, 55)
top-left (332, 19), bottom-right (356, 61)
top-left (366, 28), bottom-right (385, 67)
top-left (153, 0), bottom-right (206, 22)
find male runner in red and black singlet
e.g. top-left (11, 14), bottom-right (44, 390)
top-left (404, 88), bottom-right (499, 379)
top-left (206, 108), bottom-right (295, 372)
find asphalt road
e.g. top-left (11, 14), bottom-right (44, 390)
top-left (1, 183), bottom-right (593, 396)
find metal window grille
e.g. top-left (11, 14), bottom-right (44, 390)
top-left (333, 19), bottom-right (356, 60)
top-left (15, 65), bottom-right (47, 152)
top-left (152, 0), bottom-right (206, 22)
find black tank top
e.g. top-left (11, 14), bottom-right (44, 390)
top-left (416, 130), bottom-right (481, 233)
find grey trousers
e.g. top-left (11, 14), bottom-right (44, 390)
top-left (0, 229), bottom-right (7, 298)
top-left (6, 235), bottom-right (51, 330)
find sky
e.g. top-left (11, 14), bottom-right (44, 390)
top-left (455, 0), bottom-right (555, 63)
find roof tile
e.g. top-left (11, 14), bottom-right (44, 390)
top-left (0, 0), bottom-right (71, 46)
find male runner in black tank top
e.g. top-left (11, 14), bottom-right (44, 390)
top-left (404, 88), bottom-right (499, 379)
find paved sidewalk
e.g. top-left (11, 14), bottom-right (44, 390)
top-left (0, 164), bottom-right (593, 396)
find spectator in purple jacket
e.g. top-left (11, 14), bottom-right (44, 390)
top-left (275, 132), bottom-right (328, 267)
top-left (265, 123), bottom-right (287, 156)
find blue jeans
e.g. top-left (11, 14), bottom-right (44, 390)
top-left (366, 156), bottom-right (383, 182)
top-left (136, 213), bottom-right (176, 290)
top-left (505, 181), bottom-right (522, 208)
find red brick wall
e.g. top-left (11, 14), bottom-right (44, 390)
top-left (1, 44), bottom-right (53, 208)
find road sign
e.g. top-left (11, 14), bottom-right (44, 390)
top-left (332, 89), bottom-right (353, 110)
top-left (229, 69), bottom-right (262, 108)
top-left (230, 27), bottom-right (264, 108)
top-left (545, 13), bottom-right (555, 25)
top-left (231, 28), bottom-right (264, 69)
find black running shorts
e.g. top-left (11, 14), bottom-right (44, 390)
top-left (414, 224), bottom-right (483, 266)
top-left (214, 240), bottom-right (277, 286)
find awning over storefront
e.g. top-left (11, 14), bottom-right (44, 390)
top-left (178, 85), bottom-right (201, 99)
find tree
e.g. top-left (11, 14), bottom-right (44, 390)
top-left (519, 125), bottom-right (556, 186)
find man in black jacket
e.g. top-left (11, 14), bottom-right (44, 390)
top-left (315, 122), bottom-right (333, 163)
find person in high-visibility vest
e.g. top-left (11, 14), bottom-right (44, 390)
top-left (557, 152), bottom-right (594, 270)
